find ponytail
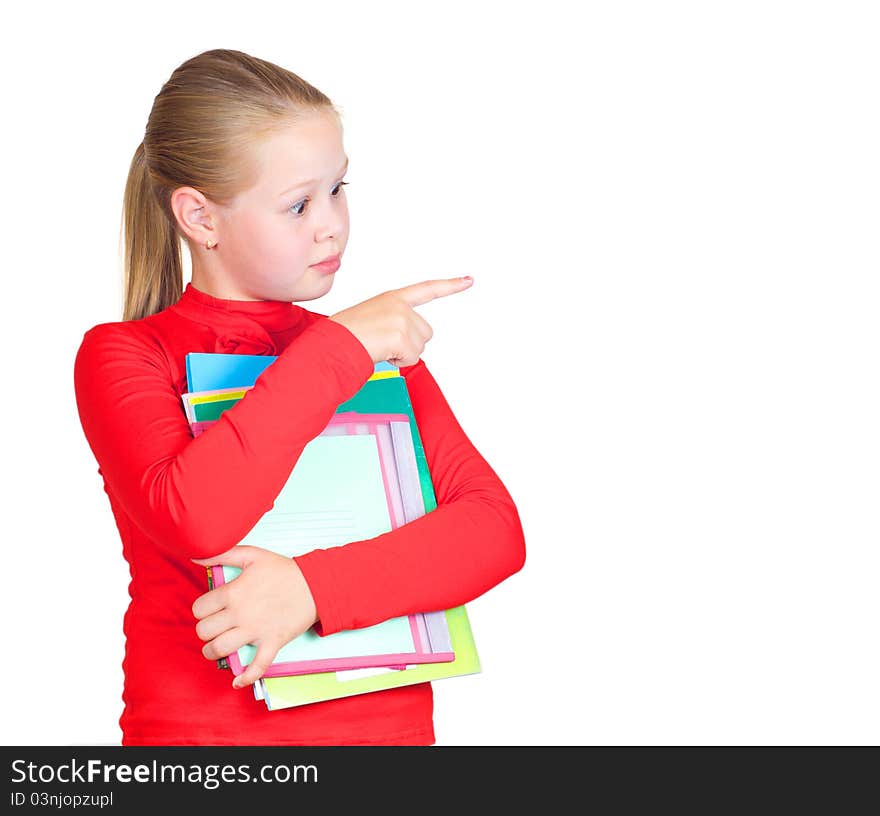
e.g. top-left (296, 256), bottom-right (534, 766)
top-left (120, 142), bottom-right (183, 321)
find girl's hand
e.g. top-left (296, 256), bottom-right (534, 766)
top-left (328, 276), bottom-right (474, 367)
top-left (190, 545), bottom-right (318, 689)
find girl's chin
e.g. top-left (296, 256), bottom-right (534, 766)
top-left (314, 269), bottom-right (336, 285)
top-left (291, 275), bottom-right (334, 302)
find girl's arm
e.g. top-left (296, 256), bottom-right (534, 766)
top-left (293, 357), bottom-right (526, 636)
top-left (73, 317), bottom-right (374, 561)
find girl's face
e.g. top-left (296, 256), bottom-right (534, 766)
top-left (183, 111), bottom-right (350, 303)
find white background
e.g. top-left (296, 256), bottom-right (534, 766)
top-left (1, 1), bottom-right (878, 745)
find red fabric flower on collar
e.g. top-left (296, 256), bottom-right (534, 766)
top-left (214, 327), bottom-right (277, 357)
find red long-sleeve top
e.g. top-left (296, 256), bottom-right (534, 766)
top-left (72, 282), bottom-right (526, 746)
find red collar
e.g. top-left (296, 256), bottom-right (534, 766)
top-left (169, 283), bottom-right (307, 356)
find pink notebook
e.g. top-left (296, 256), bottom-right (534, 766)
top-left (193, 409), bottom-right (455, 678)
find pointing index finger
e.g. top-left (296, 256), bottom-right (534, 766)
top-left (397, 277), bottom-right (473, 308)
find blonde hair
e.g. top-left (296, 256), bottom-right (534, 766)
top-left (120, 49), bottom-right (340, 321)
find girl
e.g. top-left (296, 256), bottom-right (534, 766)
top-left (73, 48), bottom-right (526, 746)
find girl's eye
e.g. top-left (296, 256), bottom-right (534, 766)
top-left (288, 181), bottom-right (349, 217)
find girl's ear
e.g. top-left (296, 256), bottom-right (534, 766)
top-left (170, 187), bottom-right (215, 244)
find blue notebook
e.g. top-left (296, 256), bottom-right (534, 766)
top-left (186, 351), bottom-right (397, 393)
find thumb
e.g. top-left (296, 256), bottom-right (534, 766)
top-left (232, 641), bottom-right (278, 689)
top-left (191, 545), bottom-right (254, 569)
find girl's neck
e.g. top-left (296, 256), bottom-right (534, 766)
top-left (172, 281), bottom-right (305, 334)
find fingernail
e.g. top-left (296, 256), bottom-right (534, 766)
top-left (461, 276), bottom-right (473, 282)
top-left (232, 678), bottom-right (242, 689)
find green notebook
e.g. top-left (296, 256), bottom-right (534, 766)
top-left (261, 606), bottom-right (479, 709)
top-left (184, 357), bottom-right (481, 707)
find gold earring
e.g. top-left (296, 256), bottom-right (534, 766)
top-left (205, 239), bottom-right (217, 250)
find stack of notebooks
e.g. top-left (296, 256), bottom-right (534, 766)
top-left (180, 350), bottom-right (480, 711)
